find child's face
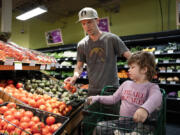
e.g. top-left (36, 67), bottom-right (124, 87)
top-left (128, 63), bottom-right (147, 81)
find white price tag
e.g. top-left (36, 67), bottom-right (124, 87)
top-left (167, 50), bottom-right (173, 54)
top-left (51, 63), bottom-right (55, 67)
top-left (60, 65), bottom-right (62, 68)
top-left (178, 70), bottom-right (180, 73)
top-left (160, 70), bottom-right (166, 73)
top-left (160, 81), bottom-right (166, 84)
top-left (14, 62), bottom-right (22, 70)
top-left (155, 51), bottom-right (160, 54)
top-left (170, 81), bottom-right (176, 84)
top-left (29, 60), bottom-right (36, 66)
top-left (124, 65), bottom-right (128, 68)
top-left (55, 63), bottom-right (59, 68)
top-left (176, 59), bottom-right (180, 63)
top-left (163, 60), bottom-right (169, 63)
top-left (155, 59), bottom-right (158, 63)
top-left (65, 58), bottom-right (68, 60)
top-left (4, 58), bottom-right (14, 65)
top-left (177, 98), bottom-right (180, 100)
top-left (46, 64), bottom-right (51, 70)
top-left (83, 76), bottom-right (86, 79)
top-left (167, 69), bottom-right (172, 73)
top-left (40, 64), bottom-right (46, 70)
top-left (73, 57), bottom-right (76, 60)
top-left (72, 65), bottom-right (75, 68)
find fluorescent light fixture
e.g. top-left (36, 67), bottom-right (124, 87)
top-left (16, 5), bottom-right (47, 21)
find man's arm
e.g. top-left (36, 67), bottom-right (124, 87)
top-left (64, 61), bottom-right (84, 85)
top-left (123, 51), bottom-right (132, 59)
top-left (73, 61), bottom-right (84, 79)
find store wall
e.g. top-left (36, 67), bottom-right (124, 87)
top-left (8, 0), bottom-right (177, 49)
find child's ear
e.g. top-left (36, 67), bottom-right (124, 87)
top-left (143, 67), bottom-right (148, 73)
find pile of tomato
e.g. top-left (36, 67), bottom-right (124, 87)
top-left (0, 102), bottom-right (62, 135)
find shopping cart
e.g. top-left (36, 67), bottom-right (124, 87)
top-left (82, 86), bottom-right (166, 135)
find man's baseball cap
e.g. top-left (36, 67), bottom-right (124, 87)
top-left (78, 7), bottom-right (98, 22)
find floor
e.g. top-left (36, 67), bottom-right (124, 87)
top-left (166, 113), bottom-right (180, 135)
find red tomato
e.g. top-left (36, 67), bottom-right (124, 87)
top-left (31, 116), bottom-right (40, 123)
top-left (24, 111), bottom-right (33, 118)
top-left (14, 111), bottom-right (23, 120)
top-left (0, 106), bottom-right (8, 114)
top-left (16, 82), bottom-right (23, 89)
top-left (0, 98), bottom-right (3, 104)
top-left (6, 123), bottom-right (15, 132)
top-left (46, 116), bottom-right (55, 125)
top-left (7, 102), bottom-right (16, 108)
top-left (7, 80), bottom-right (14, 84)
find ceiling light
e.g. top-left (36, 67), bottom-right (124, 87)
top-left (16, 5), bottom-right (47, 21)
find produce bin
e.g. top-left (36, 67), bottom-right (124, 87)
top-left (82, 86), bottom-right (166, 135)
top-left (0, 102), bottom-right (69, 135)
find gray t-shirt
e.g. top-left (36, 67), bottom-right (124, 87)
top-left (77, 32), bottom-right (129, 96)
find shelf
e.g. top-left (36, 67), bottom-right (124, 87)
top-left (167, 97), bottom-right (180, 101)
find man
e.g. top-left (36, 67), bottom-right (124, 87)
top-left (64, 7), bottom-right (131, 96)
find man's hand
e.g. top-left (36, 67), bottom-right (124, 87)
top-left (64, 76), bottom-right (77, 85)
top-left (133, 108), bottom-right (148, 123)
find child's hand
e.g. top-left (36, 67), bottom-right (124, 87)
top-left (133, 108), bottom-right (148, 123)
top-left (86, 97), bottom-right (93, 105)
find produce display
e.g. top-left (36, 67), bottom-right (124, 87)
top-left (0, 102), bottom-right (68, 135)
top-left (0, 41), bottom-right (57, 64)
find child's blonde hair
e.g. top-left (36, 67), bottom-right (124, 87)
top-left (127, 51), bottom-right (156, 81)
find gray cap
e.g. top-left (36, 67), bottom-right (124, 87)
top-left (78, 7), bottom-right (98, 22)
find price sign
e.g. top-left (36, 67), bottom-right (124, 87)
top-left (160, 81), bottom-right (166, 84)
top-left (170, 81), bottom-right (176, 84)
top-left (46, 64), bottom-right (51, 70)
top-left (14, 62), bottom-right (22, 70)
top-left (29, 60), bottom-right (36, 66)
top-left (176, 59), bottom-right (180, 63)
top-left (51, 63), bottom-right (55, 67)
top-left (155, 59), bottom-right (158, 63)
top-left (55, 63), bottom-right (59, 68)
top-left (163, 60), bottom-right (169, 63)
top-left (167, 50), bottom-right (173, 54)
top-left (65, 58), bottom-right (68, 60)
top-left (73, 57), bottom-right (76, 60)
top-left (4, 58), bottom-right (14, 65)
top-left (160, 70), bottom-right (166, 73)
top-left (155, 51), bottom-right (160, 54)
top-left (40, 64), bottom-right (46, 70)
top-left (167, 69), bottom-right (172, 73)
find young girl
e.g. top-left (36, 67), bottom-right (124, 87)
top-left (88, 51), bottom-right (162, 123)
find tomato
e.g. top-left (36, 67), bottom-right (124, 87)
top-left (4, 110), bottom-right (13, 116)
top-left (7, 80), bottom-right (14, 84)
top-left (16, 83), bottom-right (23, 89)
top-left (0, 98), bottom-right (3, 104)
top-left (4, 115), bottom-right (14, 121)
top-left (32, 123), bottom-right (42, 133)
top-left (24, 111), bottom-right (33, 118)
top-left (0, 106), bottom-right (8, 114)
top-left (31, 116), bottom-right (40, 123)
top-left (42, 127), bottom-right (50, 135)
top-left (20, 116), bottom-right (31, 123)
top-left (46, 116), bottom-right (55, 125)
top-left (19, 122), bottom-right (29, 129)
top-left (50, 124), bottom-right (59, 133)
top-left (14, 111), bottom-right (23, 120)
top-left (6, 123), bottom-right (15, 132)
top-left (7, 102), bottom-right (16, 108)
top-left (28, 121), bottom-right (35, 128)
top-left (11, 119), bottom-right (20, 126)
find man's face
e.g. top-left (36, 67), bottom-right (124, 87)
top-left (80, 19), bottom-right (99, 36)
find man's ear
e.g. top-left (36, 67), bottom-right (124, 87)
top-left (96, 18), bottom-right (100, 25)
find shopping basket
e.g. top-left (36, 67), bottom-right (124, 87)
top-left (82, 86), bottom-right (166, 135)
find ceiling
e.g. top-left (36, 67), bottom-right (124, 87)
top-left (0, 0), bottom-right (121, 22)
